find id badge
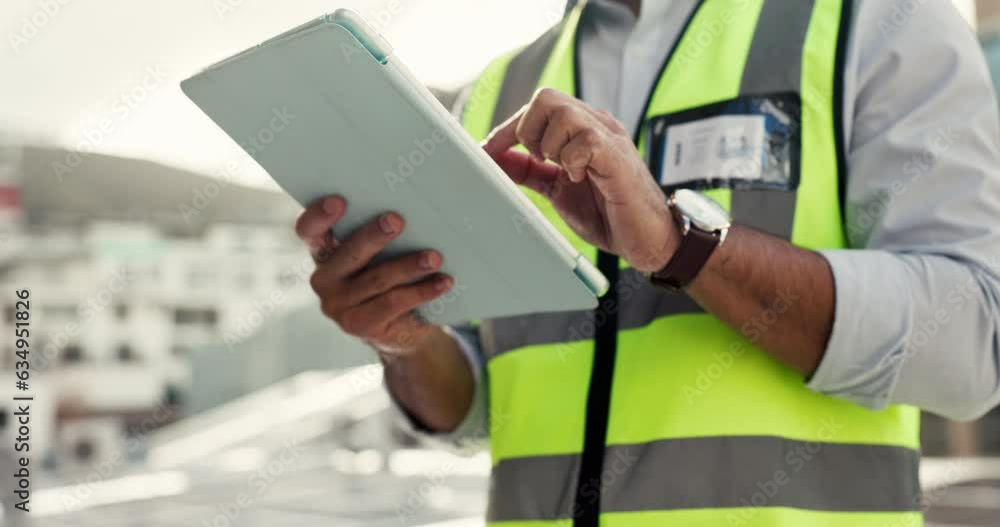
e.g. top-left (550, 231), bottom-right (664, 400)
top-left (646, 93), bottom-right (801, 192)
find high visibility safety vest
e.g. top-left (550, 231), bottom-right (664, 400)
top-left (459, 1), bottom-right (922, 527)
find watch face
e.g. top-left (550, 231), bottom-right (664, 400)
top-left (672, 189), bottom-right (732, 232)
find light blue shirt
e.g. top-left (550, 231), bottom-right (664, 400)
top-left (399, 0), bottom-right (1000, 447)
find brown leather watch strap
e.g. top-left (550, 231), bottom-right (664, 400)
top-left (650, 227), bottom-right (721, 290)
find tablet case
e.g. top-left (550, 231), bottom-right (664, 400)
top-left (181, 10), bottom-right (608, 325)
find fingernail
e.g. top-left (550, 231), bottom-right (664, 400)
top-left (323, 197), bottom-right (341, 215)
top-left (434, 276), bottom-right (452, 291)
top-left (379, 214), bottom-right (397, 234)
top-left (419, 251), bottom-right (437, 270)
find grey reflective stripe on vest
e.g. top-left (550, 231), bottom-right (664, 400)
top-left (488, 453), bottom-right (581, 522)
top-left (730, 0), bottom-right (816, 241)
top-left (489, 436), bottom-right (921, 522)
top-left (486, 268), bottom-right (701, 358)
top-left (739, 0), bottom-right (814, 95)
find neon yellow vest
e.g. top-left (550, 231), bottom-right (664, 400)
top-left (460, 2), bottom-right (922, 526)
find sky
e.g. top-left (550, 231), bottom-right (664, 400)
top-left (0, 0), bottom-right (566, 188)
top-left (0, 0), bottom-right (978, 189)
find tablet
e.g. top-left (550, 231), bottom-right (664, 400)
top-left (181, 9), bottom-right (609, 325)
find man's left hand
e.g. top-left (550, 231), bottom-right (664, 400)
top-left (483, 88), bottom-right (677, 273)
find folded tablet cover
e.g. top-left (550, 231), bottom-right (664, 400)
top-left (182, 14), bottom-right (607, 324)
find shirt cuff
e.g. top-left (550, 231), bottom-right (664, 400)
top-left (388, 325), bottom-right (489, 453)
top-left (808, 250), bottom-right (913, 410)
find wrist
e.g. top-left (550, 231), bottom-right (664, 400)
top-left (634, 206), bottom-right (681, 273)
top-left (653, 220), bottom-right (682, 272)
top-left (370, 323), bottom-right (444, 360)
top-left (647, 189), bottom-right (732, 289)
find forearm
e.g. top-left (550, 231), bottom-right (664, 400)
top-left (687, 225), bottom-right (835, 376)
top-left (378, 326), bottom-right (476, 433)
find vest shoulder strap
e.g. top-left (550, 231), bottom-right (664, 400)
top-left (458, 23), bottom-right (564, 133)
top-left (490, 24), bottom-right (563, 129)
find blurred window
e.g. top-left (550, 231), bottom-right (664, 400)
top-left (164, 385), bottom-right (184, 407)
top-left (117, 344), bottom-right (137, 363)
top-left (61, 344), bottom-right (85, 364)
top-left (174, 308), bottom-right (218, 327)
top-left (73, 439), bottom-right (94, 461)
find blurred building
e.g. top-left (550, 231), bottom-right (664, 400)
top-left (0, 141), bottom-right (315, 470)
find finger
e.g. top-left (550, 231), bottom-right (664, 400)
top-left (339, 274), bottom-right (454, 337)
top-left (312, 231), bottom-right (340, 264)
top-left (538, 105), bottom-right (580, 163)
top-left (482, 108), bottom-right (525, 157)
top-left (324, 212), bottom-right (404, 277)
top-left (484, 88), bottom-right (576, 159)
top-left (311, 249), bottom-right (440, 307)
top-left (295, 196), bottom-right (346, 259)
top-left (559, 129), bottom-right (604, 183)
top-left (491, 149), bottom-right (567, 198)
top-left (295, 196), bottom-right (345, 240)
top-left (342, 249), bottom-right (443, 306)
top-left (515, 89), bottom-right (576, 159)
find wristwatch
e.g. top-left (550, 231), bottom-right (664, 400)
top-left (648, 189), bottom-right (732, 290)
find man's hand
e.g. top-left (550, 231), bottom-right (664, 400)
top-left (295, 195), bottom-right (453, 354)
top-left (482, 89), bottom-right (835, 378)
top-left (483, 88), bottom-right (678, 273)
top-left (296, 196), bottom-right (475, 432)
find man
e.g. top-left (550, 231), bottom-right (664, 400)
top-left (298, 0), bottom-right (1000, 525)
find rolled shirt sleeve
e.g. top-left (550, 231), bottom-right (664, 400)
top-left (389, 324), bottom-right (490, 452)
top-left (809, 0), bottom-right (1000, 420)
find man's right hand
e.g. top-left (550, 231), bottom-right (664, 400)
top-left (295, 195), bottom-right (476, 433)
top-left (295, 195), bottom-right (454, 354)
